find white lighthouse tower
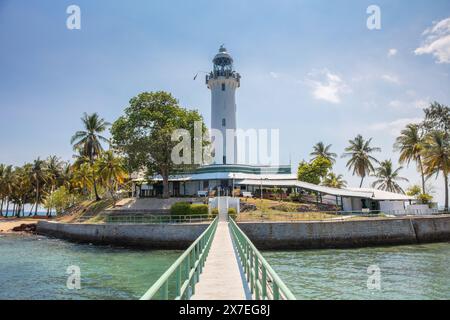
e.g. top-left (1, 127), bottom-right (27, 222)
top-left (206, 45), bottom-right (241, 164)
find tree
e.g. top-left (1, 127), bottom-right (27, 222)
top-left (111, 91), bottom-right (208, 198)
top-left (422, 102), bottom-right (450, 134)
top-left (297, 156), bottom-right (332, 185)
top-left (371, 159), bottom-right (409, 194)
top-left (406, 184), bottom-right (433, 204)
top-left (422, 131), bottom-right (450, 211)
top-left (31, 158), bottom-right (47, 216)
top-left (96, 151), bottom-right (128, 202)
top-left (310, 142), bottom-right (337, 164)
top-left (394, 123), bottom-right (426, 194)
top-left (342, 134), bottom-right (381, 187)
top-left (322, 172), bottom-right (347, 189)
top-left (71, 113), bottom-right (110, 201)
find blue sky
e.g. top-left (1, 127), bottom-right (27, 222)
top-left (1, 0), bottom-right (450, 204)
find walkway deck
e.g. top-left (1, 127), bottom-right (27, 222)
top-left (191, 221), bottom-right (250, 300)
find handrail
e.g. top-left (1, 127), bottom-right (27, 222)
top-left (106, 214), bottom-right (213, 224)
top-left (229, 218), bottom-right (296, 300)
top-left (140, 217), bottom-right (218, 300)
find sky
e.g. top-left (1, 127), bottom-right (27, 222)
top-left (0, 0), bottom-right (450, 205)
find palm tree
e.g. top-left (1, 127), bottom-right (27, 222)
top-left (31, 158), bottom-right (47, 216)
top-left (45, 156), bottom-right (63, 192)
top-left (371, 160), bottom-right (409, 194)
top-left (2, 165), bottom-right (13, 216)
top-left (0, 164), bottom-right (5, 216)
top-left (342, 134), bottom-right (381, 187)
top-left (422, 131), bottom-right (450, 211)
top-left (322, 173), bottom-right (347, 189)
top-left (71, 113), bottom-right (110, 201)
top-left (310, 142), bottom-right (337, 164)
top-left (394, 124), bottom-right (426, 194)
top-left (96, 151), bottom-right (128, 202)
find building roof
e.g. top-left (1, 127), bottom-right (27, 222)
top-left (236, 179), bottom-right (414, 201)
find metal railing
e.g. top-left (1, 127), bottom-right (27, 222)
top-left (229, 218), bottom-right (296, 300)
top-left (140, 217), bottom-right (219, 300)
top-left (106, 214), bottom-right (213, 224)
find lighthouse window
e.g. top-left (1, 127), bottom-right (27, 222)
top-left (222, 118), bottom-right (226, 126)
top-left (222, 83), bottom-right (225, 91)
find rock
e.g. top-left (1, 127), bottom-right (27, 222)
top-left (12, 223), bottom-right (37, 233)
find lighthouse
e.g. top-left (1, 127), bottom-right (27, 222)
top-left (206, 45), bottom-right (241, 165)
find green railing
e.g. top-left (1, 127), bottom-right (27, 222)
top-left (140, 217), bottom-right (219, 300)
top-left (106, 214), bottom-right (213, 224)
top-left (229, 218), bottom-right (296, 300)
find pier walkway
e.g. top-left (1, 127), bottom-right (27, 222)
top-left (191, 221), bottom-right (249, 300)
top-left (140, 204), bottom-right (296, 301)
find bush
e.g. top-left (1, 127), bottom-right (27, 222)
top-left (228, 208), bottom-right (237, 219)
top-left (210, 208), bottom-right (219, 218)
top-left (190, 204), bottom-right (208, 216)
top-left (170, 202), bottom-right (192, 216)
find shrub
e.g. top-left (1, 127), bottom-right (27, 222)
top-left (228, 208), bottom-right (237, 219)
top-left (210, 208), bottom-right (219, 217)
top-left (170, 202), bottom-right (192, 216)
top-left (190, 204), bottom-right (208, 216)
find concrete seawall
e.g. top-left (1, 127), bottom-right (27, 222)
top-left (237, 215), bottom-right (450, 250)
top-left (37, 221), bottom-right (208, 249)
top-left (37, 215), bottom-right (450, 250)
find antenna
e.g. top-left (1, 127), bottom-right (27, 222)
top-left (193, 70), bottom-right (209, 81)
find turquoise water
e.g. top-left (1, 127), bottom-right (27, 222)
top-left (0, 235), bottom-right (181, 300)
top-left (263, 242), bottom-right (450, 300)
top-left (1, 235), bottom-right (449, 300)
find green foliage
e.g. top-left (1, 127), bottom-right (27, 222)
top-left (406, 185), bottom-right (422, 197)
top-left (406, 185), bottom-right (433, 204)
top-left (228, 208), bottom-right (237, 219)
top-left (170, 202), bottom-right (192, 216)
top-left (297, 156), bottom-right (332, 185)
top-left (417, 193), bottom-right (433, 204)
top-left (190, 204), bottom-right (208, 215)
top-left (110, 91), bottom-right (209, 198)
top-left (210, 208), bottom-right (219, 217)
top-left (43, 186), bottom-right (78, 215)
top-left (342, 134), bottom-right (381, 187)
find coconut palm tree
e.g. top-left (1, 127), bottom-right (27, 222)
top-left (0, 164), bottom-right (5, 216)
top-left (45, 156), bottom-right (63, 193)
top-left (310, 142), bottom-right (337, 164)
top-left (322, 173), bottom-right (347, 189)
top-left (394, 124), bottom-right (426, 194)
top-left (342, 134), bottom-right (381, 187)
top-left (2, 165), bottom-right (13, 216)
top-left (31, 158), bottom-right (47, 216)
top-left (371, 160), bottom-right (409, 194)
top-left (71, 113), bottom-right (110, 201)
top-left (422, 131), bottom-right (450, 211)
top-left (96, 151), bottom-right (128, 202)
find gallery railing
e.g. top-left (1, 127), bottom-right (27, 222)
top-left (140, 217), bottom-right (218, 300)
top-left (105, 214), bottom-right (213, 224)
top-left (229, 218), bottom-right (296, 300)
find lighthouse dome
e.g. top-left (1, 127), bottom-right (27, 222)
top-left (213, 45), bottom-right (233, 66)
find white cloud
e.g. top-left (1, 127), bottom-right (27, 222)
top-left (388, 48), bottom-right (398, 57)
top-left (381, 74), bottom-right (400, 84)
top-left (305, 69), bottom-right (350, 104)
top-left (415, 17), bottom-right (450, 63)
top-left (388, 98), bottom-right (429, 109)
top-left (369, 118), bottom-right (423, 136)
top-left (269, 72), bottom-right (279, 79)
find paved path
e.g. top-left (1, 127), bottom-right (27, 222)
top-left (191, 221), bottom-right (250, 300)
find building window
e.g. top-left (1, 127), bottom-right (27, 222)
top-left (223, 156), bottom-right (226, 164)
top-left (222, 83), bottom-right (225, 91)
top-left (222, 118), bottom-right (226, 127)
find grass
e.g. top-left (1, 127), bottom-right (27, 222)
top-left (237, 197), bottom-right (389, 222)
top-left (57, 199), bottom-right (114, 223)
